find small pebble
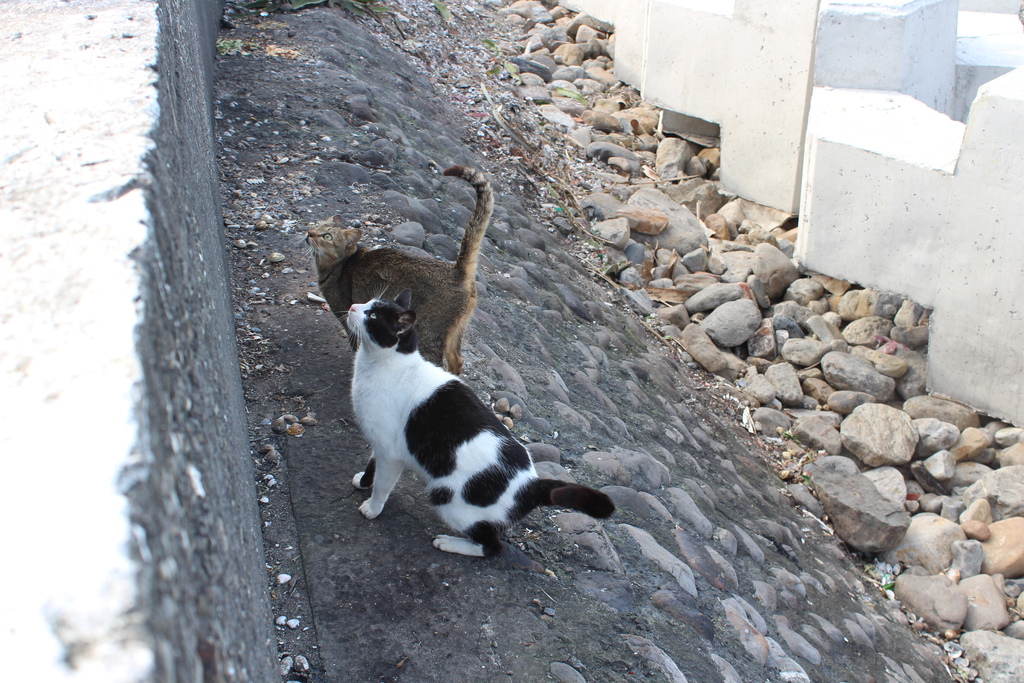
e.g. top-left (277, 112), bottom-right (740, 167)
top-left (275, 616), bottom-right (288, 626)
top-left (286, 423), bottom-right (305, 436)
top-left (286, 618), bottom-right (301, 629)
top-left (268, 252), bottom-right (286, 262)
top-left (277, 573), bottom-right (292, 584)
top-left (299, 416), bottom-right (318, 426)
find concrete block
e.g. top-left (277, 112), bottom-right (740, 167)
top-left (593, 0), bottom-right (819, 213)
top-left (815, 0), bottom-right (959, 116)
top-left (955, 11), bottom-right (1024, 121)
top-left (0, 0), bottom-right (276, 678)
top-left (798, 67), bottom-right (1024, 425)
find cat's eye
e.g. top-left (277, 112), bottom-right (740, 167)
top-left (323, 234), bottom-right (333, 241)
top-left (368, 313), bottom-right (377, 319)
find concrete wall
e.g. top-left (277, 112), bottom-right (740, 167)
top-left (797, 67), bottom-right (1024, 425)
top-left (0, 0), bottom-right (276, 679)
top-left (563, 0), bottom-right (820, 214)
top-left (815, 0), bottom-right (959, 116)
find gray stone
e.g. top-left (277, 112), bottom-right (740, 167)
top-left (951, 539), bottom-right (985, 578)
top-left (961, 629), bottom-right (1024, 683)
top-left (764, 362), bottom-right (803, 406)
top-left (774, 615), bottom-right (822, 665)
top-left (803, 455), bottom-right (861, 477)
top-left (586, 141), bottom-right (637, 165)
top-left (808, 470), bottom-right (911, 553)
top-left (894, 300), bottom-right (926, 327)
top-left (753, 407), bottom-right (791, 435)
top-left (619, 524), bottom-right (696, 596)
top-left (891, 325), bottom-right (929, 349)
top-left (950, 462), bottom-right (995, 489)
top-left (743, 374), bottom-right (777, 405)
top-left (700, 299), bottom-right (763, 348)
top-left (678, 323), bottom-right (748, 381)
top-left (902, 395), bottom-right (981, 431)
top-left (592, 217), bottom-right (630, 249)
top-left (963, 466), bottom-right (1024, 521)
top-left (841, 316), bottom-right (894, 346)
top-left (780, 337), bottom-right (831, 367)
top-left (893, 573), bottom-right (967, 631)
top-left (788, 482), bottom-right (825, 517)
top-left (914, 418), bottom-right (960, 458)
top-left (884, 512), bottom-right (966, 573)
top-left (960, 574), bottom-right (1012, 631)
top-left (626, 188), bottom-right (708, 255)
top-left (550, 662), bottom-right (587, 683)
top-left (581, 192), bottom-right (624, 221)
top-left (684, 282), bottom-right (743, 313)
top-left (922, 450), bottom-right (955, 482)
top-left (772, 301), bottom-right (814, 325)
top-left (791, 415), bottom-right (843, 454)
top-left (839, 403), bottom-right (919, 467)
top-left (664, 487), bottom-right (714, 539)
top-left (784, 279), bottom-right (824, 307)
top-left (655, 136), bottom-right (699, 179)
top-left (804, 314), bottom-right (845, 344)
top-left (681, 246), bottom-right (708, 274)
top-left (894, 348), bottom-right (928, 400)
top-left (821, 351), bottom-right (895, 402)
top-left (390, 221), bottom-right (426, 248)
top-left (826, 390), bottom-right (876, 415)
top-left (751, 243), bottom-right (800, 299)
top-left (862, 466), bottom-right (907, 504)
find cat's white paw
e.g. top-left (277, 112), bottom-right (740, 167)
top-left (352, 471), bottom-right (369, 489)
top-left (359, 500), bottom-right (382, 519)
top-left (432, 535), bottom-right (485, 557)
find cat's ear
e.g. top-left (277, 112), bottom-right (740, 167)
top-left (396, 310), bottom-right (417, 336)
top-left (395, 288), bottom-right (413, 310)
top-left (330, 215), bottom-right (345, 227)
top-left (342, 228), bottom-right (362, 245)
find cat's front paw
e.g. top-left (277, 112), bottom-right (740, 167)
top-left (359, 500), bottom-right (382, 519)
top-left (352, 471), bottom-right (369, 489)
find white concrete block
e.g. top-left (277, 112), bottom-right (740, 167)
top-left (815, 0), bottom-right (959, 116)
top-left (798, 68), bottom-right (1024, 424)
top-left (955, 11), bottom-right (1024, 121)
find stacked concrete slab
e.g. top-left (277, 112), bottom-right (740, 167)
top-left (0, 0), bottom-right (276, 679)
top-left (562, 0), bottom-right (820, 214)
top-left (799, 69), bottom-right (1024, 425)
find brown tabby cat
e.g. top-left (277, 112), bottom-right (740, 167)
top-left (306, 165), bottom-right (493, 375)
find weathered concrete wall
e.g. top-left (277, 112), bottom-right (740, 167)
top-left (0, 0), bottom-right (276, 679)
top-left (563, 0), bottom-right (820, 214)
top-left (815, 0), bottom-right (959, 117)
top-left (798, 68), bottom-right (1024, 426)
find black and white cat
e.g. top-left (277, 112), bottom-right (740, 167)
top-left (346, 289), bottom-right (614, 564)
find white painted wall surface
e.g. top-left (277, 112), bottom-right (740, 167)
top-left (815, 0), bottom-right (958, 116)
top-left (955, 11), bottom-right (1024, 121)
top-left (798, 68), bottom-right (1024, 424)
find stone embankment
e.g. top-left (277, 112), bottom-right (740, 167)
top-left (217, 0), bottom-right (1022, 681)
top-left (496, 1), bottom-right (1024, 680)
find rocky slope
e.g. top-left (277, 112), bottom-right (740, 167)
top-left (214, 1), bottom-right (1021, 681)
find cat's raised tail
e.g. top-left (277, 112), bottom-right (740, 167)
top-left (525, 479), bottom-right (615, 519)
top-left (442, 165), bottom-right (493, 286)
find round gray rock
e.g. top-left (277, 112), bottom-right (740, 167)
top-left (840, 403), bottom-right (919, 467)
top-left (700, 298), bottom-right (762, 348)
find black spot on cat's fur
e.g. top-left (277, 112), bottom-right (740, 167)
top-left (405, 380), bottom-right (508, 478)
top-left (463, 465), bottom-right (511, 507)
top-left (429, 486), bottom-right (454, 506)
top-left (465, 521), bottom-right (504, 556)
top-left (462, 438), bottom-right (531, 507)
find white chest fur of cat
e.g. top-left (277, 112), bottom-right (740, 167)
top-left (346, 289), bottom-right (614, 566)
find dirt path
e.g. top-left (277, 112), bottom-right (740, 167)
top-left (214, 3), bottom-right (952, 681)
